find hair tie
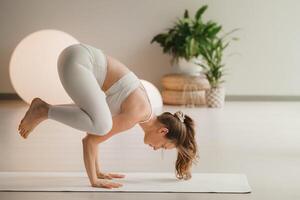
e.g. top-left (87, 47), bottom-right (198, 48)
top-left (174, 111), bottom-right (185, 123)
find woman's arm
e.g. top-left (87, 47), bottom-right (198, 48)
top-left (82, 111), bottom-right (140, 187)
top-left (82, 136), bottom-right (99, 185)
top-left (91, 112), bottom-right (138, 178)
top-left (82, 135), bottom-right (123, 188)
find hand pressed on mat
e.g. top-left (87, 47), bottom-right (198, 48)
top-left (97, 171), bottom-right (126, 179)
top-left (91, 178), bottom-right (123, 189)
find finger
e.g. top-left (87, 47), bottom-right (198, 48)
top-left (100, 183), bottom-right (112, 189)
top-left (98, 172), bottom-right (111, 179)
top-left (111, 175), bottom-right (125, 179)
top-left (109, 173), bottom-right (126, 178)
top-left (106, 180), bottom-right (123, 188)
top-left (110, 183), bottom-right (122, 188)
top-left (104, 183), bottom-right (117, 188)
top-left (112, 182), bottom-right (123, 187)
top-left (97, 173), bottom-right (105, 179)
top-left (109, 173), bottom-right (125, 177)
top-left (98, 175), bottom-right (112, 180)
top-left (104, 174), bottom-right (113, 179)
top-left (103, 185), bottom-right (112, 189)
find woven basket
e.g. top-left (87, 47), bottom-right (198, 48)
top-left (162, 90), bottom-right (206, 106)
top-left (161, 73), bottom-right (210, 91)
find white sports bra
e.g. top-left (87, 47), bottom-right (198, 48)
top-left (104, 71), bottom-right (153, 122)
top-left (138, 83), bottom-right (153, 123)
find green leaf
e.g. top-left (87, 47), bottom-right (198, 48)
top-left (189, 38), bottom-right (197, 56)
top-left (202, 21), bottom-right (218, 35)
top-left (198, 63), bottom-right (209, 70)
top-left (220, 28), bottom-right (240, 40)
top-left (223, 42), bottom-right (230, 50)
top-left (208, 26), bottom-right (222, 37)
top-left (184, 9), bottom-right (189, 18)
top-left (195, 5), bottom-right (208, 21)
top-left (151, 33), bottom-right (167, 44)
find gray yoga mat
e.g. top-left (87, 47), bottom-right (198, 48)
top-left (0, 172), bottom-right (251, 193)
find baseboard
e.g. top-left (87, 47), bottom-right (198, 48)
top-left (1, 93), bottom-right (300, 101)
top-left (225, 95), bottom-right (300, 101)
top-left (0, 93), bottom-right (21, 100)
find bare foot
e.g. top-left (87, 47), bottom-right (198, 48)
top-left (18, 97), bottom-right (49, 139)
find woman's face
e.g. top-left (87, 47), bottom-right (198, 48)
top-left (144, 125), bottom-right (176, 151)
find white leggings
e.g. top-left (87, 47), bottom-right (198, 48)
top-left (48, 43), bottom-right (112, 136)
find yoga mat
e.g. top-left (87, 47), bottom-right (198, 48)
top-left (0, 172), bottom-right (251, 193)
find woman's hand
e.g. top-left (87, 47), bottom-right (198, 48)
top-left (97, 171), bottom-right (126, 179)
top-left (91, 178), bottom-right (123, 189)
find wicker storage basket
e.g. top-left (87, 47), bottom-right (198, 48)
top-left (160, 73), bottom-right (209, 106)
top-left (161, 73), bottom-right (210, 91)
top-left (162, 89), bottom-right (206, 105)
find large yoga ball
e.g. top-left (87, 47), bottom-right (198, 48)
top-left (140, 80), bottom-right (163, 113)
top-left (9, 29), bottom-right (79, 104)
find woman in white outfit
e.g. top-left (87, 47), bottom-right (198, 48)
top-left (18, 43), bottom-right (199, 189)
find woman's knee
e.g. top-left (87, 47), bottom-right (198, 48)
top-left (93, 117), bottom-right (113, 136)
top-left (57, 44), bottom-right (91, 73)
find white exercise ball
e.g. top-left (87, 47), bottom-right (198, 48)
top-left (9, 29), bottom-right (79, 105)
top-left (140, 80), bottom-right (163, 113)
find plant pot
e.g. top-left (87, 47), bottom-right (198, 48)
top-left (205, 86), bottom-right (226, 108)
top-left (172, 57), bottom-right (203, 76)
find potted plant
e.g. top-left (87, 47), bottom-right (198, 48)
top-left (197, 29), bottom-right (239, 108)
top-left (151, 5), bottom-right (222, 76)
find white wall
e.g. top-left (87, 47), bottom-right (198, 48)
top-left (0, 0), bottom-right (300, 96)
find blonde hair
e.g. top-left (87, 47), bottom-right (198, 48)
top-left (157, 111), bottom-right (199, 180)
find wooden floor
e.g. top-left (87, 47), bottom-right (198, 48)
top-left (0, 100), bottom-right (300, 199)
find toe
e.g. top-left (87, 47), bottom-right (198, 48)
top-left (21, 129), bottom-right (26, 136)
top-left (19, 124), bottom-right (24, 131)
top-left (23, 130), bottom-right (28, 138)
top-left (24, 129), bottom-right (32, 138)
top-left (23, 129), bottom-right (28, 136)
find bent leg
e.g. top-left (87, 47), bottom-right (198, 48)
top-left (48, 46), bottom-right (112, 136)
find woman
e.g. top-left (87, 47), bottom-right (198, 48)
top-left (18, 43), bottom-right (199, 189)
